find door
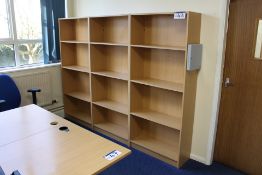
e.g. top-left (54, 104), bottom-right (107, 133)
top-left (214, 0), bottom-right (262, 174)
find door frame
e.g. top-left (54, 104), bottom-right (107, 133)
top-left (206, 0), bottom-right (230, 165)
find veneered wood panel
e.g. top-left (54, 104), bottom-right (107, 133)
top-left (130, 83), bottom-right (183, 119)
top-left (59, 18), bottom-right (89, 41)
top-left (93, 104), bottom-right (128, 139)
top-left (131, 47), bottom-right (185, 85)
top-left (62, 70), bottom-right (90, 98)
top-left (90, 44), bottom-right (128, 73)
top-left (215, 1), bottom-right (262, 174)
top-left (90, 16), bottom-right (129, 44)
top-left (179, 12), bottom-right (201, 167)
top-left (64, 95), bottom-right (91, 123)
top-left (131, 14), bottom-right (187, 47)
top-left (61, 43), bottom-right (89, 70)
top-left (130, 115), bottom-right (180, 161)
top-left (91, 75), bottom-right (128, 105)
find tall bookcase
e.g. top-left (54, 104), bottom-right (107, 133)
top-left (59, 12), bottom-right (201, 167)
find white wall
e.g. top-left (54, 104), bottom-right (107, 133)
top-left (67, 0), bottom-right (229, 164)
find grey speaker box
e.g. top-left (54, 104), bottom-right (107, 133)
top-left (187, 44), bottom-right (203, 71)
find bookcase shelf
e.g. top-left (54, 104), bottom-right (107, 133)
top-left (131, 83), bottom-right (183, 129)
top-left (64, 91), bottom-right (91, 102)
top-left (60, 40), bottom-right (89, 44)
top-left (62, 69), bottom-right (90, 102)
top-left (131, 79), bottom-right (184, 93)
top-left (131, 44), bottom-right (186, 51)
top-left (93, 104), bottom-right (128, 139)
top-left (64, 95), bottom-right (91, 124)
top-left (90, 16), bottom-right (129, 44)
top-left (93, 100), bottom-right (128, 115)
top-left (92, 71), bottom-right (128, 81)
top-left (61, 43), bottom-right (89, 72)
top-left (131, 14), bottom-right (187, 48)
top-left (131, 116), bottom-right (180, 161)
top-left (59, 18), bottom-right (89, 42)
top-left (131, 46), bottom-right (185, 92)
top-left (59, 12), bottom-right (201, 167)
top-left (63, 66), bottom-right (89, 73)
top-left (131, 110), bottom-right (181, 130)
top-left (92, 75), bottom-right (128, 115)
top-left (90, 44), bottom-right (128, 80)
top-left (91, 42), bottom-right (128, 47)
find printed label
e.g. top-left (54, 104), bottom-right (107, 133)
top-left (104, 150), bottom-right (122, 161)
top-left (174, 12), bottom-right (187, 19)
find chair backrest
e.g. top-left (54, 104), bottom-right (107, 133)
top-left (0, 74), bottom-right (21, 112)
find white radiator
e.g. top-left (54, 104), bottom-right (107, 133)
top-left (13, 71), bottom-right (53, 106)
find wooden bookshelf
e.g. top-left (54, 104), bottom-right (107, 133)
top-left (131, 116), bottom-right (180, 161)
top-left (59, 18), bottom-right (89, 42)
top-left (131, 110), bottom-right (181, 130)
top-left (131, 46), bottom-right (185, 92)
top-left (131, 83), bottom-right (183, 129)
top-left (131, 14), bottom-right (187, 48)
top-left (131, 44), bottom-right (186, 51)
top-left (63, 66), bottom-right (89, 73)
top-left (65, 92), bottom-right (90, 102)
top-left (90, 44), bottom-right (128, 80)
top-left (59, 12), bottom-right (201, 167)
top-left (93, 104), bottom-right (128, 139)
top-left (61, 42), bottom-right (89, 72)
top-left (92, 75), bottom-right (128, 115)
top-left (92, 71), bottom-right (128, 81)
top-left (90, 16), bottom-right (129, 44)
top-left (64, 95), bottom-right (91, 124)
top-left (62, 69), bottom-right (90, 103)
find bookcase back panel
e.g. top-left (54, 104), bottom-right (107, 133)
top-left (131, 83), bottom-right (182, 117)
top-left (131, 116), bottom-right (180, 160)
top-left (131, 116), bottom-right (180, 143)
top-left (91, 45), bottom-right (128, 73)
top-left (62, 70), bottom-right (90, 94)
top-left (131, 15), bottom-right (187, 47)
top-left (76, 44), bottom-right (89, 68)
top-left (92, 75), bottom-right (128, 104)
top-left (64, 96), bottom-right (91, 122)
top-left (93, 105), bottom-right (128, 126)
top-left (61, 43), bottom-right (89, 68)
top-left (59, 19), bottom-right (88, 41)
top-left (61, 43), bottom-right (76, 66)
top-left (90, 16), bottom-right (128, 44)
top-left (131, 47), bottom-right (185, 83)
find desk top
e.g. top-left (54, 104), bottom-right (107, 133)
top-left (0, 105), bottom-right (131, 175)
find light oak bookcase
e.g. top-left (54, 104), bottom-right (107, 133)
top-left (59, 12), bottom-right (201, 167)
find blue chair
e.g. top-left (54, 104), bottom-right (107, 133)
top-left (0, 74), bottom-right (41, 112)
top-left (0, 74), bottom-right (21, 112)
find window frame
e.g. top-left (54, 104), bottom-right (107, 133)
top-left (0, 0), bottom-right (43, 69)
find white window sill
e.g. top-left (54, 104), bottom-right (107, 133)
top-left (0, 63), bottom-right (61, 73)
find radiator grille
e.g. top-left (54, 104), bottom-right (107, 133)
top-left (13, 71), bottom-right (52, 106)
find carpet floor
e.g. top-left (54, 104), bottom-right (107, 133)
top-left (97, 132), bottom-right (245, 175)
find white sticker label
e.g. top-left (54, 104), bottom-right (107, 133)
top-left (104, 150), bottom-right (122, 161)
top-left (174, 12), bottom-right (187, 19)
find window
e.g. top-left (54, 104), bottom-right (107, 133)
top-left (0, 0), bottom-right (43, 68)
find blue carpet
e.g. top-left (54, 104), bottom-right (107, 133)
top-left (95, 135), bottom-right (244, 175)
top-left (67, 118), bottom-right (245, 175)
top-left (100, 146), bottom-right (245, 175)
top-left (97, 133), bottom-right (245, 175)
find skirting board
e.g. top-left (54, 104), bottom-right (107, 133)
top-left (190, 153), bottom-right (209, 165)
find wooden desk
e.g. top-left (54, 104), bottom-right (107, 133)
top-left (0, 105), bottom-right (131, 175)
